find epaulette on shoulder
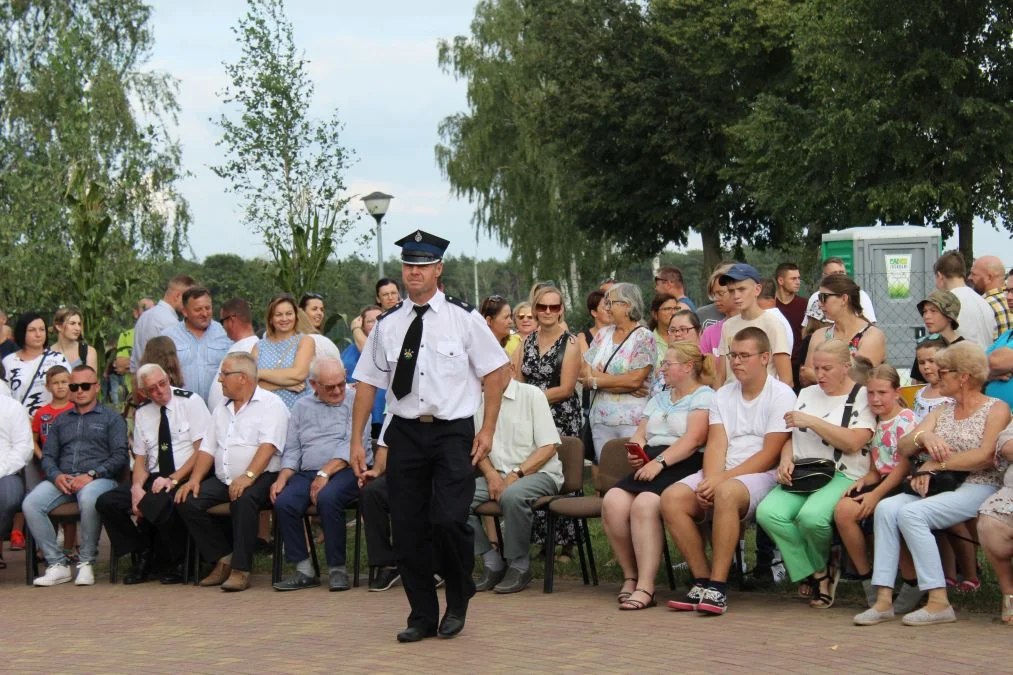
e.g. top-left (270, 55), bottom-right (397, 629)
top-left (445, 295), bottom-right (475, 313)
top-left (378, 301), bottom-right (403, 321)
top-left (136, 399), bottom-right (152, 409)
top-left (172, 388), bottom-right (194, 398)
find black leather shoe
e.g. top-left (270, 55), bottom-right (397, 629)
top-left (438, 606), bottom-right (467, 639)
top-left (396, 624), bottom-right (437, 643)
top-left (159, 563), bottom-right (185, 585)
top-left (123, 549), bottom-right (153, 585)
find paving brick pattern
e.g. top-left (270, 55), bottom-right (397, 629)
top-left (1, 540), bottom-right (1009, 675)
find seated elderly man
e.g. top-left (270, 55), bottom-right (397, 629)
top-left (23, 365), bottom-right (128, 586)
top-left (470, 378), bottom-right (562, 594)
top-left (96, 363), bottom-right (210, 584)
top-left (270, 357), bottom-right (371, 592)
top-left (660, 327), bottom-right (796, 615)
top-left (175, 352), bottom-right (289, 592)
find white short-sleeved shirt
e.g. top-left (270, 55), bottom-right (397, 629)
top-left (765, 308), bottom-right (795, 353)
top-left (133, 388), bottom-right (211, 474)
top-left (0, 395), bottom-right (33, 478)
top-left (804, 289), bottom-right (877, 325)
top-left (2, 350), bottom-right (72, 417)
top-left (719, 312), bottom-right (792, 381)
top-left (791, 384), bottom-right (876, 480)
top-left (950, 285), bottom-right (996, 351)
top-left (353, 291), bottom-right (509, 421)
top-left (709, 376), bottom-right (796, 470)
top-left (642, 386), bottom-right (714, 448)
top-left (206, 335), bottom-right (260, 412)
top-left (475, 379), bottom-right (563, 489)
top-left (199, 386), bottom-right (289, 485)
top-left (130, 299), bottom-right (179, 372)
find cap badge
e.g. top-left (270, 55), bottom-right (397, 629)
top-left (414, 231), bottom-right (423, 242)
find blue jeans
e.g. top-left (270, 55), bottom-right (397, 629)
top-left (872, 483), bottom-right (997, 591)
top-left (274, 469), bottom-right (359, 568)
top-left (22, 478), bottom-right (117, 565)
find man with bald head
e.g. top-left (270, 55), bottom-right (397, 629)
top-left (270, 356), bottom-right (372, 592)
top-left (969, 255), bottom-right (1011, 340)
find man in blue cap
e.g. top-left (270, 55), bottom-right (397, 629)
top-left (714, 263), bottom-right (793, 389)
top-left (350, 229), bottom-right (511, 643)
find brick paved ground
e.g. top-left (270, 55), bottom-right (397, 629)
top-left (1, 544), bottom-right (1010, 674)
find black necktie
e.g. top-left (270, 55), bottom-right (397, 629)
top-left (158, 406), bottom-right (176, 476)
top-left (392, 304), bottom-right (429, 400)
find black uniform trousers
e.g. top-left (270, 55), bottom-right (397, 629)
top-left (95, 474), bottom-right (187, 562)
top-left (385, 415), bottom-right (476, 630)
top-left (175, 472), bottom-right (277, 573)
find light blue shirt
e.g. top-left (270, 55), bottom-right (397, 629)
top-left (130, 299), bottom-right (178, 372)
top-left (280, 389), bottom-right (372, 471)
top-left (161, 320), bottom-right (232, 404)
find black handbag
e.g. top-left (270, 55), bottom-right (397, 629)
top-left (902, 468), bottom-right (968, 497)
top-left (582, 326), bottom-right (645, 463)
top-left (785, 383), bottom-right (862, 495)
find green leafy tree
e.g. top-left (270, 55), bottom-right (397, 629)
top-left (0, 0), bottom-right (190, 316)
top-left (211, 0), bottom-right (355, 296)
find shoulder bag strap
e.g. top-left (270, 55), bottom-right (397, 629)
top-left (833, 383), bottom-right (863, 464)
top-left (20, 350), bottom-right (50, 405)
top-left (587, 326), bottom-right (644, 410)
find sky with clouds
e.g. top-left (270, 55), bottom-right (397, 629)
top-left (148, 0), bottom-right (1011, 267)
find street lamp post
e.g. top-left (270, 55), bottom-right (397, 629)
top-left (362, 191), bottom-right (394, 278)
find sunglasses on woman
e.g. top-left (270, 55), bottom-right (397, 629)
top-left (817, 291), bottom-right (844, 304)
top-left (535, 303), bottom-right (562, 313)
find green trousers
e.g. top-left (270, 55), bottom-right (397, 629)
top-left (755, 472), bottom-right (855, 582)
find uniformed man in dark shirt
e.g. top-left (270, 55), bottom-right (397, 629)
top-left (23, 365), bottom-right (128, 586)
top-left (351, 230), bottom-right (510, 643)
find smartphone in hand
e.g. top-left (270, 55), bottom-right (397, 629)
top-left (624, 442), bottom-right (651, 465)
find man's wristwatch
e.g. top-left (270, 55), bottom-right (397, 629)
top-left (86, 470), bottom-right (98, 479)
top-left (244, 470), bottom-right (256, 480)
top-left (512, 467), bottom-right (525, 479)
top-left (316, 470), bottom-right (330, 479)
top-left (170, 478), bottom-right (179, 487)
top-left (655, 456), bottom-right (667, 467)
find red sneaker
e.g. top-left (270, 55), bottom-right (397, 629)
top-left (9, 530), bottom-right (25, 551)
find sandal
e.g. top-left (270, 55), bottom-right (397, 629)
top-left (945, 576), bottom-right (958, 588)
top-left (1002, 594), bottom-right (1013, 625)
top-left (809, 567), bottom-right (841, 610)
top-left (619, 588), bottom-right (656, 611)
top-left (617, 578), bottom-right (637, 604)
top-left (957, 578), bottom-right (981, 592)
top-left (798, 576), bottom-right (814, 599)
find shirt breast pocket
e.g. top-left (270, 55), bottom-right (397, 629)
top-left (435, 340), bottom-right (467, 378)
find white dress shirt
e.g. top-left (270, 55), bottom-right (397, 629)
top-left (133, 388), bottom-right (211, 474)
top-left (206, 335), bottom-right (260, 412)
top-left (199, 386), bottom-right (289, 485)
top-left (0, 395), bottom-right (33, 478)
top-left (353, 291), bottom-right (509, 420)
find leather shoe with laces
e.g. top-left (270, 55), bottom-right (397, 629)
top-left (396, 624), bottom-right (437, 643)
top-left (438, 605), bottom-right (467, 639)
top-left (474, 566), bottom-right (506, 592)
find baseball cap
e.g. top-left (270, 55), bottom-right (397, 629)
top-left (719, 263), bottom-right (762, 285)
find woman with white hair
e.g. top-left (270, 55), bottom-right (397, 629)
top-left (579, 282), bottom-right (656, 462)
top-left (855, 342), bottom-right (1011, 626)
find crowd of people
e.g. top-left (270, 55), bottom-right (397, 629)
top-left (1, 239), bottom-right (1013, 638)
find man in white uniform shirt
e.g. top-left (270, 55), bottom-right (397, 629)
top-left (351, 230), bottom-right (511, 643)
top-left (175, 352), bottom-right (289, 592)
top-left (96, 363), bottom-right (210, 584)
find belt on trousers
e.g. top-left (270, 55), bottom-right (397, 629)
top-left (395, 414), bottom-right (460, 424)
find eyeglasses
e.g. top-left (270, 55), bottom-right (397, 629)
top-left (145, 379), bottom-right (170, 393)
top-left (667, 326), bottom-right (696, 335)
top-left (936, 368), bottom-right (956, 377)
top-left (535, 303), bottom-right (562, 313)
top-left (515, 314), bottom-right (533, 321)
top-left (318, 381), bottom-right (347, 391)
top-left (658, 304), bottom-right (679, 313)
top-left (68, 382), bottom-right (97, 392)
top-left (218, 370), bottom-right (244, 379)
top-left (818, 292), bottom-right (844, 304)
top-left (604, 298), bottom-right (629, 308)
top-left (728, 351), bottom-right (763, 362)
top-left (220, 314), bottom-right (236, 323)
top-left (660, 360), bottom-right (686, 368)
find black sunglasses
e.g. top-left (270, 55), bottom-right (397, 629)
top-left (69, 382), bottom-right (97, 392)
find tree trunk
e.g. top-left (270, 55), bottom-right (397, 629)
top-left (957, 217), bottom-right (973, 263)
top-left (700, 226), bottom-right (722, 282)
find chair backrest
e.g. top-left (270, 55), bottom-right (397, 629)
top-left (556, 436), bottom-right (585, 494)
top-left (596, 438), bottom-right (632, 493)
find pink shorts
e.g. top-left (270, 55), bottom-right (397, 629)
top-left (677, 469), bottom-right (778, 521)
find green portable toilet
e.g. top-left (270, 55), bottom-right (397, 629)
top-left (821, 225), bottom-right (943, 371)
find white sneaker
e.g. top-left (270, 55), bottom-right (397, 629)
top-left (34, 563), bottom-right (72, 586)
top-left (74, 562), bottom-right (95, 586)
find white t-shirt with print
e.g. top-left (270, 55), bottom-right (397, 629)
top-left (791, 384), bottom-right (876, 480)
top-left (709, 376), bottom-right (796, 470)
top-left (2, 350), bottom-right (72, 417)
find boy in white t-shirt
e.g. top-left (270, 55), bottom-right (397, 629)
top-left (661, 327), bottom-right (796, 616)
top-left (715, 264), bottom-right (793, 389)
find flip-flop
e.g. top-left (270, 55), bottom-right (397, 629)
top-left (617, 577), bottom-right (637, 604)
top-left (619, 589), bottom-right (656, 611)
